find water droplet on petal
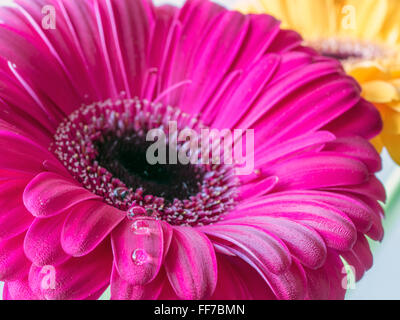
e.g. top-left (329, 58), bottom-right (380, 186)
top-left (132, 248), bottom-right (149, 266)
top-left (131, 219), bottom-right (151, 235)
top-left (127, 205), bottom-right (146, 219)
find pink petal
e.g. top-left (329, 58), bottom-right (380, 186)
top-left (224, 216), bottom-right (327, 270)
top-left (29, 241), bottom-right (112, 300)
top-left (0, 179), bottom-right (33, 241)
top-left (94, 0), bottom-right (155, 97)
top-left (239, 176), bottom-right (279, 200)
top-left (85, 284), bottom-right (109, 300)
top-left (210, 254), bottom-right (251, 300)
top-left (268, 153), bottom-right (369, 190)
top-left (324, 99), bottom-right (383, 139)
top-left (2, 283), bottom-right (10, 300)
top-left (362, 198), bottom-right (384, 241)
top-left (157, 280), bottom-right (181, 300)
top-left (353, 233), bottom-right (373, 270)
top-left (342, 233), bottom-right (373, 281)
top-left (250, 191), bottom-right (374, 234)
top-left (0, 131), bottom-right (54, 174)
top-left (202, 224), bottom-right (291, 274)
top-left (61, 200), bottom-right (125, 257)
top-left (272, 51), bottom-right (314, 81)
top-left (304, 266), bottom-right (330, 300)
top-left (4, 276), bottom-right (39, 300)
top-left (235, 199), bottom-right (357, 251)
top-left (218, 256), bottom-right (276, 299)
top-left (178, 10), bottom-right (249, 115)
top-left (327, 176), bottom-right (386, 202)
top-left (238, 60), bottom-right (360, 145)
top-left (227, 246), bottom-right (306, 300)
top-left (0, 102), bottom-right (52, 146)
top-left (323, 136), bottom-right (381, 173)
top-left (212, 54), bottom-right (281, 129)
top-left (230, 14), bottom-right (282, 69)
top-left (264, 259), bottom-right (307, 300)
top-left (253, 131), bottom-right (336, 168)
top-left (0, 57), bottom-right (60, 135)
top-left (341, 250), bottom-right (365, 282)
top-left (268, 29), bottom-right (303, 53)
top-left (164, 227), bottom-right (217, 300)
top-left (41, 159), bottom-right (73, 178)
top-left (0, 22), bottom-right (79, 119)
top-left (24, 213), bottom-right (70, 266)
top-left (325, 252), bottom-right (346, 300)
top-left (110, 264), bottom-right (166, 300)
top-left (0, 233), bottom-right (30, 281)
top-left (23, 172), bottom-right (100, 218)
top-left (165, 0), bottom-right (225, 107)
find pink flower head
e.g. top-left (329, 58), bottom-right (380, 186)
top-left (0, 0), bottom-right (384, 300)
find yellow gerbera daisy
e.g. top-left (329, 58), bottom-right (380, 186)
top-left (236, 0), bottom-right (400, 164)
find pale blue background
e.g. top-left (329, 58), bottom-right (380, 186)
top-left (0, 0), bottom-right (399, 300)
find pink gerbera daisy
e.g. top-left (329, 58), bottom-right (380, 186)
top-left (0, 0), bottom-right (385, 300)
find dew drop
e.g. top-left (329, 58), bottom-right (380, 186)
top-left (132, 248), bottom-right (149, 266)
top-left (131, 219), bottom-right (151, 235)
top-left (127, 205), bottom-right (146, 219)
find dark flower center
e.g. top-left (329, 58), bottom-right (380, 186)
top-left (94, 133), bottom-right (203, 203)
top-left (50, 97), bottom-right (238, 226)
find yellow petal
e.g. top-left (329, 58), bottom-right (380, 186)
top-left (385, 101), bottom-right (400, 112)
top-left (382, 133), bottom-right (400, 165)
top-left (380, 0), bottom-right (400, 44)
top-left (381, 106), bottom-right (400, 135)
top-left (284, 0), bottom-right (338, 38)
top-left (234, 0), bottom-right (264, 14)
top-left (341, 0), bottom-right (389, 39)
top-left (371, 135), bottom-right (384, 153)
top-left (260, 0), bottom-right (292, 29)
top-left (347, 62), bottom-right (389, 82)
top-left (362, 80), bottom-right (399, 103)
